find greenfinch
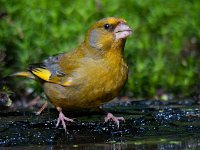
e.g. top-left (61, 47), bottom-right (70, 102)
top-left (13, 17), bottom-right (132, 132)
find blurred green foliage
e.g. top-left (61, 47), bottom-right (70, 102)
top-left (0, 0), bottom-right (200, 98)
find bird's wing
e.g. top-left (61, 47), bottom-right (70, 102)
top-left (29, 54), bottom-right (75, 86)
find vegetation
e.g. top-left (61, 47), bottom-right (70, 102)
top-left (0, 0), bottom-right (200, 98)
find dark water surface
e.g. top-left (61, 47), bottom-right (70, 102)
top-left (0, 99), bottom-right (200, 149)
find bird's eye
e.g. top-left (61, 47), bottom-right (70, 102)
top-left (104, 24), bottom-right (111, 30)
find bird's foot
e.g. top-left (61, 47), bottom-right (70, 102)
top-left (104, 113), bottom-right (125, 128)
top-left (56, 110), bottom-right (74, 132)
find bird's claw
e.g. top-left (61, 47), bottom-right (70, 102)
top-left (56, 111), bottom-right (74, 132)
top-left (104, 113), bottom-right (125, 128)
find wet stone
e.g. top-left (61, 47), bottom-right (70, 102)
top-left (0, 99), bottom-right (200, 149)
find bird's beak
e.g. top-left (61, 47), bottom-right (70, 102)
top-left (114, 23), bottom-right (132, 40)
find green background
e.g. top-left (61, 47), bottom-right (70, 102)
top-left (0, 0), bottom-right (200, 99)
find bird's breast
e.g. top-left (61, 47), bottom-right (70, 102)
top-left (75, 57), bottom-right (128, 106)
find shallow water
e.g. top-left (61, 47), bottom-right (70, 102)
top-left (0, 99), bottom-right (200, 149)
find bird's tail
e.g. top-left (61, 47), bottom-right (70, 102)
top-left (10, 71), bottom-right (35, 79)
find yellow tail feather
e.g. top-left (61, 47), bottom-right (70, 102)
top-left (11, 71), bottom-right (35, 79)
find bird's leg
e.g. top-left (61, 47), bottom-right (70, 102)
top-left (36, 101), bottom-right (48, 115)
top-left (56, 107), bottom-right (74, 132)
top-left (104, 113), bottom-right (125, 128)
top-left (27, 96), bottom-right (48, 115)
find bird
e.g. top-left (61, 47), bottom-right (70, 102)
top-left (12, 17), bottom-right (132, 132)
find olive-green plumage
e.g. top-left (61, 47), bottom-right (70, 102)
top-left (44, 41), bottom-right (128, 110)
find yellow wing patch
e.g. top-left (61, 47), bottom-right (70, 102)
top-left (31, 68), bottom-right (51, 82)
top-left (31, 67), bottom-right (73, 86)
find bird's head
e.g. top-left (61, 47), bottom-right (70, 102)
top-left (85, 17), bottom-right (132, 52)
